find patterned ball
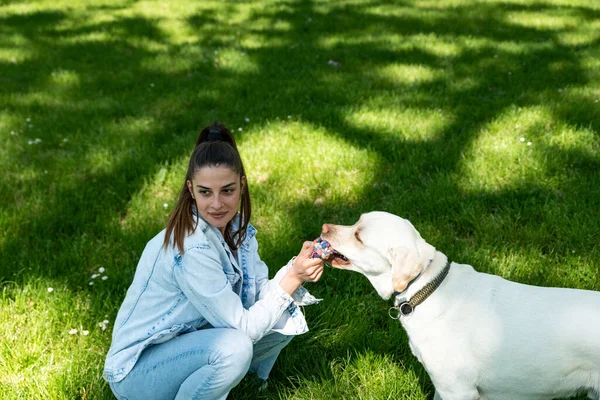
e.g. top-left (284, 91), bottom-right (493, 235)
top-left (311, 238), bottom-right (335, 260)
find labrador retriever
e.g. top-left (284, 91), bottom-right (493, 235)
top-left (321, 211), bottom-right (600, 400)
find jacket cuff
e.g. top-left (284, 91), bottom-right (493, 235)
top-left (268, 280), bottom-right (294, 311)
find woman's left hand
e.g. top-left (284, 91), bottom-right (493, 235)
top-left (279, 241), bottom-right (325, 295)
top-left (291, 241), bottom-right (325, 283)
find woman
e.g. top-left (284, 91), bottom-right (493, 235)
top-left (103, 121), bottom-right (324, 399)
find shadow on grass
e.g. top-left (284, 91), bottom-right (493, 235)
top-left (1, 0), bottom-right (599, 398)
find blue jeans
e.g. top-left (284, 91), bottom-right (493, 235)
top-left (108, 328), bottom-right (293, 400)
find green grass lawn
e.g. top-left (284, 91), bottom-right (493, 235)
top-left (1, 0), bottom-right (599, 398)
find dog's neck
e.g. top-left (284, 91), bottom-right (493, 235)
top-left (393, 251), bottom-right (449, 303)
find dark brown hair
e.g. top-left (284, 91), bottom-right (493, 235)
top-left (163, 121), bottom-right (251, 253)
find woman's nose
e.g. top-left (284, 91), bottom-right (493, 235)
top-left (212, 195), bottom-right (223, 208)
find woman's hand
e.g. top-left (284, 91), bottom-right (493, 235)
top-left (292, 241), bottom-right (325, 283)
top-left (279, 241), bottom-right (325, 295)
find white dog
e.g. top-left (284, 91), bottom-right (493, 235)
top-left (321, 211), bottom-right (600, 400)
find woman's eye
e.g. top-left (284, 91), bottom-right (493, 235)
top-left (354, 230), bottom-right (362, 243)
top-left (223, 189), bottom-right (234, 194)
top-left (199, 190), bottom-right (211, 196)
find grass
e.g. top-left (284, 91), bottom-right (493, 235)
top-left (1, 0), bottom-right (599, 398)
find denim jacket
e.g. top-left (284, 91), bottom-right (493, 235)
top-left (103, 215), bottom-right (319, 383)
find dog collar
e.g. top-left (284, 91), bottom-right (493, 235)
top-left (389, 261), bottom-right (451, 319)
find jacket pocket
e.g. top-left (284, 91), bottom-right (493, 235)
top-left (225, 271), bottom-right (240, 286)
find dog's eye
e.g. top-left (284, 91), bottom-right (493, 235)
top-left (354, 230), bottom-right (363, 243)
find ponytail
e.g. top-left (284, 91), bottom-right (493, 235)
top-left (163, 121), bottom-right (251, 253)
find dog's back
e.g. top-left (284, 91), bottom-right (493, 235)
top-left (433, 264), bottom-right (600, 399)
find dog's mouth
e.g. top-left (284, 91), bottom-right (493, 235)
top-left (312, 238), bottom-right (350, 267)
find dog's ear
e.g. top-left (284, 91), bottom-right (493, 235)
top-left (388, 237), bottom-right (436, 292)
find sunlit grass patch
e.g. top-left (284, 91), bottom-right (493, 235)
top-left (278, 351), bottom-right (427, 399)
top-left (0, 280), bottom-right (111, 399)
top-left (375, 63), bottom-right (444, 86)
top-left (457, 105), bottom-right (575, 191)
top-left (345, 106), bottom-right (452, 142)
top-left (241, 121), bottom-right (381, 244)
top-left (507, 11), bottom-right (580, 30)
top-left (243, 121), bottom-right (380, 201)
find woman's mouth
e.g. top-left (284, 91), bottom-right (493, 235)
top-left (210, 212), bottom-right (228, 219)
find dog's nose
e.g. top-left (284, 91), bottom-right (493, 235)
top-left (322, 224), bottom-right (331, 234)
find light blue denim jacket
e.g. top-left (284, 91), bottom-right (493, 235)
top-left (103, 215), bottom-right (319, 383)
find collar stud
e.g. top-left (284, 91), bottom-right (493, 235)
top-left (399, 302), bottom-right (413, 316)
top-left (389, 261), bottom-right (451, 319)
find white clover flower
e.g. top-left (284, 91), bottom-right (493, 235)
top-left (47, 287), bottom-right (54, 293)
top-left (287, 115), bottom-right (291, 119)
top-left (34, 138), bottom-right (41, 143)
top-left (63, 138), bottom-right (68, 142)
top-left (98, 267), bottom-right (105, 273)
top-left (163, 203), bottom-right (168, 209)
top-left (98, 320), bottom-right (110, 331)
top-left (89, 281), bottom-right (94, 286)
top-left (26, 117), bottom-right (31, 122)
top-left (102, 276), bottom-right (108, 280)
top-left (69, 329), bottom-right (78, 335)
top-left (91, 274), bottom-right (99, 279)
top-left (28, 140), bottom-right (33, 145)
top-left (82, 330), bottom-right (89, 336)
top-left (527, 142), bottom-right (532, 146)
top-left (10, 131), bottom-right (16, 135)
top-left (244, 117), bottom-right (250, 122)
top-left (238, 127), bottom-right (242, 132)
top-left (519, 137), bottom-right (525, 142)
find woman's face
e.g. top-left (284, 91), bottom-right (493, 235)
top-left (187, 165), bottom-right (245, 234)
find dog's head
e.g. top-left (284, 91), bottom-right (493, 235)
top-left (321, 211), bottom-right (436, 300)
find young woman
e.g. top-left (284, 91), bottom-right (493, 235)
top-left (103, 122), bottom-right (325, 399)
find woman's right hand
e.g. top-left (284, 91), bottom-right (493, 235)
top-left (280, 241), bottom-right (325, 295)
